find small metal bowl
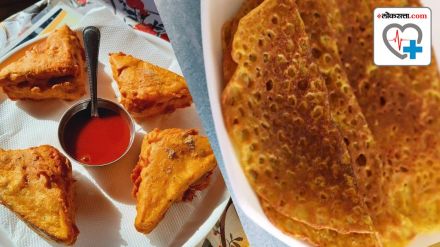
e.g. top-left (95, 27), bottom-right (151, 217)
top-left (58, 98), bottom-right (135, 167)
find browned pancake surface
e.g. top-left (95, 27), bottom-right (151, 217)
top-left (222, 0), bottom-right (374, 233)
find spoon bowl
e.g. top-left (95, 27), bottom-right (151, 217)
top-left (83, 26), bottom-right (101, 117)
top-left (58, 98), bottom-right (135, 167)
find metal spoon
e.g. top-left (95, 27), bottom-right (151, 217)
top-left (83, 26), bottom-right (100, 117)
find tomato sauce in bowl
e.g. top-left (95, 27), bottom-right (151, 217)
top-left (59, 98), bottom-right (135, 167)
top-left (63, 108), bottom-right (130, 165)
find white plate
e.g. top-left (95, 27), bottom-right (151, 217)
top-left (0, 16), bottom-right (229, 247)
top-left (201, 0), bottom-right (440, 246)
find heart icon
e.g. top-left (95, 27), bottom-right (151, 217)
top-left (382, 23), bottom-right (423, 59)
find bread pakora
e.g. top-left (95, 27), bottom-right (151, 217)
top-left (0, 145), bottom-right (79, 245)
top-left (109, 52), bottom-right (193, 118)
top-left (131, 128), bottom-right (217, 234)
top-left (0, 25), bottom-right (86, 100)
top-left (222, 0), bottom-right (375, 234)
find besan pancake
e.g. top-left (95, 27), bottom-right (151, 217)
top-left (222, 0), bottom-right (374, 233)
top-left (222, 0), bottom-right (264, 84)
top-left (260, 198), bottom-right (380, 247)
top-left (295, 0), bottom-right (384, 220)
top-left (334, 0), bottom-right (440, 245)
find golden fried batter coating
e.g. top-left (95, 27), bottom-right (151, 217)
top-left (109, 52), bottom-right (192, 118)
top-left (0, 25), bottom-right (86, 100)
top-left (0, 145), bottom-right (78, 245)
top-left (131, 129), bottom-right (216, 234)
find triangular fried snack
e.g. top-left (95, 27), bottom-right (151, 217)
top-left (131, 129), bottom-right (216, 233)
top-left (0, 25), bottom-right (86, 100)
top-left (222, 0), bottom-right (374, 233)
top-left (0, 145), bottom-right (78, 245)
top-left (109, 52), bottom-right (192, 118)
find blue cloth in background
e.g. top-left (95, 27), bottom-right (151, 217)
top-left (154, 0), bottom-right (287, 246)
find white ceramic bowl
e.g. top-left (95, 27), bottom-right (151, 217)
top-left (200, 0), bottom-right (440, 246)
top-left (201, 0), bottom-right (307, 246)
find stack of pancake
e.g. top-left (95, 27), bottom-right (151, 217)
top-left (221, 0), bottom-right (440, 246)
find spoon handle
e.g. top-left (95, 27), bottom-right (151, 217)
top-left (83, 26), bottom-right (101, 117)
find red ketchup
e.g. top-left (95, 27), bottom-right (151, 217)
top-left (64, 108), bottom-right (130, 165)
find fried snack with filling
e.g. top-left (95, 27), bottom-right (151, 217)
top-left (109, 52), bottom-right (192, 118)
top-left (131, 128), bottom-right (217, 233)
top-left (0, 145), bottom-right (78, 245)
top-left (222, 0), bottom-right (374, 233)
top-left (334, 0), bottom-right (440, 245)
top-left (0, 25), bottom-right (86, 100)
